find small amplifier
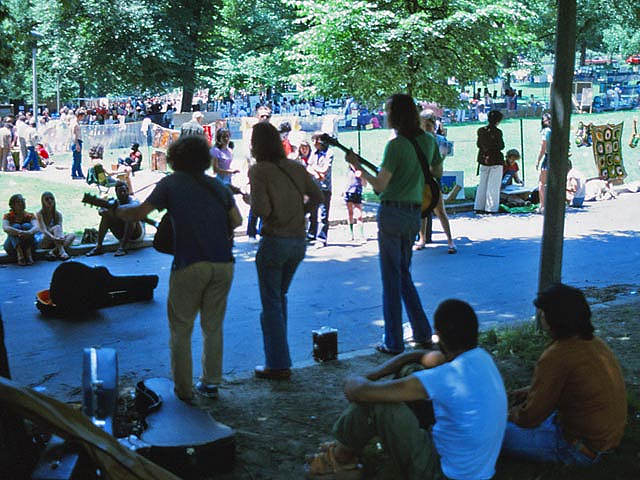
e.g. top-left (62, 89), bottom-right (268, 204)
top-left (312, 326), bottom-right (338, 362)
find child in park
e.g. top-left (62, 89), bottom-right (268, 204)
top-left (566, 160), bottom-right (586, 207)
top-left (502, 148), bottom-right (523, 188)
top-left (344, 164), bottom-right (366, 242)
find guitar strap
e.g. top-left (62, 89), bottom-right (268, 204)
top-left (275, 162), bottom-right (305, 207)
top-left (188, 172), bottom-right (232, 211)
top-left (405, 134), bottom-right (437, 186)
top-left (405, 134), bottom-right (440, 217)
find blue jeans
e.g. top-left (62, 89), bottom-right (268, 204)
top-left (3, 223), bottom-right (41, 256)
top-left (255, 236), bottom-right (306, 369)
top-left (246, 209), bottom-right (261, 238)
top-left (22, 146), bottom-right (40, 171)
top-left (308, 190), bottom-right (331, 242)
top-left (502, 413), bottom-right (602, 465)
top-left (570, 197), bottom-right (584, 207)
top-left (71, 140), bottom-right (84, 178)
top-left (377, 204), bottom-right (432, 352)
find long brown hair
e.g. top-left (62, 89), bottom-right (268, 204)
top-left (251, 122), bottom-right (286, 163)
top-left (40, 191), bottom-right (60, 226)
top-left (386, 93), bottom-right (423, 138)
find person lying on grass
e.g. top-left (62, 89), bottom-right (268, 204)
top-left (305, 299), bottom-right (507, 480)
top-left (502, 283), bottom-right (627, 465)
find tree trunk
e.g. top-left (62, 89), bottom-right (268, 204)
top-left (579, 42), bottom-right (586, 66)
top-left (181, 63), bottom-right (195, 112)
top-left (78, 79), bottom-right (85, 102)
top-left (537, 0), bottom-right (576, 327)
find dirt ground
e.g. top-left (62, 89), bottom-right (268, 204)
top-left (114, 285), bottom-right (640, 480)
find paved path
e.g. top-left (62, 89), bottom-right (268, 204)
top-left (2, 193), bottom-right (639, 399)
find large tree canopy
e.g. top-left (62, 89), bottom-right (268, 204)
top-left (0, 0), bottom-right (635, 108)
top-left (287, 0), bottom-right (536, 104)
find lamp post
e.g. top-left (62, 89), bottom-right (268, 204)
top-left (30, 30), bottom-right (43, 129)
top-left (56, 73), bottom-right (60, 114)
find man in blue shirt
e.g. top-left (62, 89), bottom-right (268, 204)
top-left (305, 299), bottom-right (507, 479)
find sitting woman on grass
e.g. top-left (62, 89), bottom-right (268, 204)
top-left (36, 191), bottom-right (76, 260)
top-left (2, 194), bottom-right (41, 266)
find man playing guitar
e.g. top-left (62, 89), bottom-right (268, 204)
top-left (345, 93), bottom-right (442, 355)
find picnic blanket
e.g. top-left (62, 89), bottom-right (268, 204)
top-left (591, 123), bottom-right (627, 182)
top-left (499, 204), bottom-right (538, 214)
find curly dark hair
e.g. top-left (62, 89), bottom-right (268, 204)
top-left (8, 194), bottom-right (25, 210)
top-left (167, 135), bottom-right (211, 173)
top-left (534, 283), bottom-right (593, 340)
top-left (386, 93), bottom-right (422, 138)
top-left (488, 110), bottom-right (503, 126)
top-left (251, 122), bottom-right (286, 163)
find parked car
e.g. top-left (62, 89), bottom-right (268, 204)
top-left (626, 54), bottom-right (640, 65)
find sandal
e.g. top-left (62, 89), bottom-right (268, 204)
top-left (46, 251), bottom-right (58, 261)
top-left (375, 343), bottom-right (402, 355)
top-left (114, 248), bottom-right (127, 257)
top-left (58, 252), bottom-right (70, 261)
top-left (17, 257), bottom-right (26, 266)
top-left (447, 246), bottom-right (457, 254)
top-left (305, 442), bottom-right (362, 479)
top-left (85, 246), bottom-right (103, 257)
top-left (413, 242), bottom-right (425, 251)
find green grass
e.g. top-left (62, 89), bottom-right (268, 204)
top-left (334, 110), bottom-right (640, 192)
top-left (480, 322), bottom-right (550, 366)
top-left (0, 146), bottom-right (160, 247)
top-left (1, 175), bottom-right (101, 243)
top-left (2, 110), bottom-right (639, 247)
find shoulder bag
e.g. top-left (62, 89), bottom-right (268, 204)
top-left (406, 135), bottom-right (440, 217)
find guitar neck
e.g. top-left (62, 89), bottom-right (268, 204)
top-left (82, 194), bottom-right (157, 228)
top-left (330, 142), bottom-right (379, 174)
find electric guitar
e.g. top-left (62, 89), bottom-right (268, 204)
top-left (81, 192), bottom-right (158, 228)
top-left (320, 133), bottom-right (439, 216)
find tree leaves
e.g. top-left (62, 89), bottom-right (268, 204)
top-left (287, 0), bottom-right (535, 105)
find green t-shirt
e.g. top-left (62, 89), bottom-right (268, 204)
top-left (380, 132), bottom-right (442, 203)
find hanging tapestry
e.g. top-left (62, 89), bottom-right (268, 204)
top-left (590, 123), bottom-right (627, 181)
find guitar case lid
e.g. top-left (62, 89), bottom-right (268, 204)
top-left (134, 377), bottom-right (235, 478)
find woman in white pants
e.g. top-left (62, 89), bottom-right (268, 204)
top-left (474, 110), bottom-right (504, 213)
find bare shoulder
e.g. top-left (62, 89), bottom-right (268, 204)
top-left (420, 350), bottom-right (446, 369)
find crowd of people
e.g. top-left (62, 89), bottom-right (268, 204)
top-left (1, 92), bottom-right (630, 478)
top-left (117, 93), bottom-right (627, 478)
top-left (473, 109), bottom-right (625, 214)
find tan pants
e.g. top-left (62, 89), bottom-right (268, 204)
top-left (167, 261), bottom-right (234, 398)
top-left (0, 147), bottom-right (9, 171)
